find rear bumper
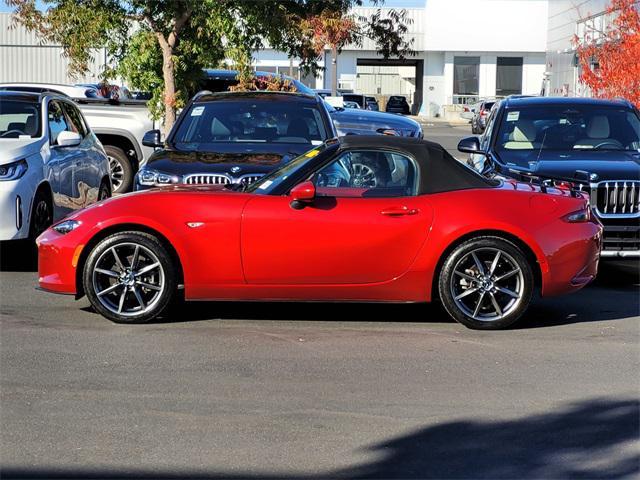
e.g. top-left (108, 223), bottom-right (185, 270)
top-left (540, 221), bottom-right (602, 297)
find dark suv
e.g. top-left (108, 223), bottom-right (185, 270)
top-left (136, 91), bottom-right (335, 190)
top-left (458, 96), bottom-right (640, 260)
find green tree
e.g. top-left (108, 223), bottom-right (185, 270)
top-left (9, 0), bottom-right (413, 132)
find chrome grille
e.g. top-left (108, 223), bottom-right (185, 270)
top-left (594, 180), bottom-right (640, 216)
top-left (239, 175), bottom-right (264, 186)
top-left (184, 174), bottom-right (231, 185)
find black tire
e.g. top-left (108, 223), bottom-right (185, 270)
top-left (438, 236), bottom-right (534, 330)
top-left (105, 145), bottom-right (133, 194)
top-left (83, 231), bottom-right (176, 324)
top-left (471, 123), bottom-right (478, 135)
top-left (28, 189), bottom-right (53, 241)
top-left (98, 180), bottom-right (111, 201)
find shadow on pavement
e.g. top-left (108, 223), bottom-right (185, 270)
top-left (0, 240), bottom-right (38, 272)
top-left (2, 397), bottom-right (638, 479)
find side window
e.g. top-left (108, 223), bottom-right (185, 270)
top-left (47, 100), bottom-right (70, 144)
top-left (62, 103), bottom-right (87, 137)
top-left (481, 107), bottom-right (497, 147)
top-left (313, 150), bottom-right (417, 198)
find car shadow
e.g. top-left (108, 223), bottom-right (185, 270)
top-left (2, 397), bottom-right (638, 479)
top-left (0, 240), bottom-right (38, 272)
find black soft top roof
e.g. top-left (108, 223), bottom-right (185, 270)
top-left (337, 135), bottom-right (497, 194)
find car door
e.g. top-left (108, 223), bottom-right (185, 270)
top-left (47, 100), bottom-right (82, 216)
top-left (62, 101), bottom-right (95, 206)
top-left (241, 149), bottom-right (433, 285)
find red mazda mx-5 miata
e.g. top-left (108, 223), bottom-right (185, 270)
top-left (37, 136), bottom-right (602, 329)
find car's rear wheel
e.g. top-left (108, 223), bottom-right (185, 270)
top-left (83, 232), bottom-right (176, 323)
top-left (105, 145), bottom-right (133, 194)
top-left (438, 237), bottom-right (534, 330)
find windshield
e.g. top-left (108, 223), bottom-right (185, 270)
top-left (0, 100), bottom-right (41, 138)
top-left (246, 143), bottom-right (330, 194)
top-left (173, 100), bottom-right (328, 150)
top-left (495, 105), bottom-right (640, 154)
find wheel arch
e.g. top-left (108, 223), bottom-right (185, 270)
top-left (74, 223), bottom-right (184, 299)
top-left (29, 181), bottom-right (54, 224)
top-left (95, 131), bottom-right (141, 172)
top-left (430, 229), bottom-right (544, 302)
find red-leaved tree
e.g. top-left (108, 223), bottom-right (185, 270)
top-left (574, 0), bottom-right (640, 107)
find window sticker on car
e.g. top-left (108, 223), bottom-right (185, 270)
top-left (506, 111), bottom-right (520, 122)
top-left (311, 140), bottom-right (322, 146)
top-left (191, 106), bottom-right (204, 117)
top-left (258, 180), bottom-right (273, 190)
top-left (305, 149), bottom-right (320, 158)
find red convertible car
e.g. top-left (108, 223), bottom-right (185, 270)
top-left (37, 136), bottom-right (602, 329)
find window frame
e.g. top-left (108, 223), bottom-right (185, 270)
top-left (47, 99), bottom-right (72, 145)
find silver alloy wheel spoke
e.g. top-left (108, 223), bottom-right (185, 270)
top-left (132, 286), bottom-right (146, 309)
top-left (135, 262), bottom-right (160, 277)
top-left (489, 251), bottom-right (501, 275)
top-left (136, 280), bottom-right (161, 291)
top-left (95, 268), bottom-right (119, 278)
top-left (111, 247), bottom-right (125, 271)
top-left (455, 287), bottom-right (479, 300)
top-left (97, 283), bottom-right (121, 297)
top-left (454, 270), bottom-right (476, 282)
top-left (131, 245), bottom-right (140, 270)
top-left (495, 269), bottom-right (520, 283)
top-left (489, 292), bottom-right (503, 316)
top-left (473, 291), bottom-right (486, 317)
top-left (471, 252), bottom-right (485, 275)
top-left (496, 286), bottom-right (519, 298)
top-left (117, 289), bottom-right (127, 313)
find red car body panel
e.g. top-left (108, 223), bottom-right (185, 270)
top-left (37, 181), bottom-right (601, 302)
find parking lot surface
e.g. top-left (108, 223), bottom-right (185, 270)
top-left (1, 126), bottom-right (639, 479)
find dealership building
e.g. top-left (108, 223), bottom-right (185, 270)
top-left (1, 0), bottom-right (607, 118)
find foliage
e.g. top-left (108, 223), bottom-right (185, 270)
top-left (574, 0), bottom-right (640, 107)
top-left (230, 75), bottom-right (298, 93)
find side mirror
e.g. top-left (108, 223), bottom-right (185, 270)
top-left (142, 129), bottom-right (163, 148)
top-left (55, 131), bottom-right (82, 148)
top-left (289, 181), bottom-right (315, 209)
top-left (457, 136), bottom-right (482, 154)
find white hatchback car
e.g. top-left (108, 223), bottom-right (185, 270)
top-left (0, 91), bottom-right (111, 241)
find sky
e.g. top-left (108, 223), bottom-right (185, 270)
top-left (0, 0), bottom-right (427, 14)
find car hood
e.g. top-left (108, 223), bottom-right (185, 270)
top-left (0, 137), bottom-right (44, 164)
top-left (497, 150), bottom-right (640, 181)
top-left (145, 143), bottom-right (313, 176)
top-left (330, 108), bottom-right (421, 136)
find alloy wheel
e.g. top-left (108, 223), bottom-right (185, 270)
top-left (32, 199), bottom-right (52, 238)
top-left (450, 247), bottom-right (524, 322)
top-left (92, 242), bottom-right (165, 317)
top-left (350, 163), bottom-right (377, 188)
top-left (108, 156), bottom-right (125, 193)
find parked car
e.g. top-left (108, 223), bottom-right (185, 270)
top-left (313, 88), bottom-right (353, 98)
top-left (0, 83), bottom-right (156, 194)
top-left (385, 95), bottom-right (411, 115)
top-left (198, 70), bottom-right (422, 139)
top-left (0, 82), bottom-right (100, 99)
top-left (342, 93), bottom-right (380, 111)
top-left (459, 95), bottom-right (640, 259)
top-left (37, 135), bottom-right (601, 329)
top-left (0, 91), bottom-right (110, 242)
top-left (134, 91), bottom-right (336, 190)
top-left (461, 101), bottom-right (480, 121)
top-left (471, 100), bottom-right (495, 134)
top-left (75, 83), bottom-right (132, 100)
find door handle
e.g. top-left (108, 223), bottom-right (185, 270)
top-left (380, 206), bottom-right (419, 216)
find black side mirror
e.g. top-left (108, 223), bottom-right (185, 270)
top-left (457, 136), bottom-right (482, 154)
top-left (142, 129), bottom-right (163, 148)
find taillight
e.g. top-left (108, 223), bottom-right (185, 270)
top-left (563, 207), bottom-right (591, 223)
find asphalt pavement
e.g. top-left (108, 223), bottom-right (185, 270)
top-left (1, 124), bottom-right (639, 479)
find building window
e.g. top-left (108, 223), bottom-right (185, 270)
top-left (496, 57), bottom-right (523, 96)
top-left (453, 56), bottom-right (480, 97)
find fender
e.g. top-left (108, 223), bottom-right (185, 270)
top-left (92, 128), bottom-right (143, 164)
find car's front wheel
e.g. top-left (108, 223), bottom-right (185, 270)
top-left (83, 231), bottom-right (176, 323)
top-left (438, 237), bottom-right (534, 330)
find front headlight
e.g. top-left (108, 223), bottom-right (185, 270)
top-left (0, 159), bottom-right (28, 181)
top-left (52, 220), bottom-right (81, 234)
top-left (136, 168), bottom-right (181, 186)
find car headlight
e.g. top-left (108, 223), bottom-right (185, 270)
top-left (52, 220), bottom-right (81, 234)
top-left (137, 168), bottom-right (181, 186)
top-left (0, 159), bottom-right (28, 181)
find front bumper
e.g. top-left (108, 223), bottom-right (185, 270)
top-left (0, 179), bottom-right (35, 241)
top-left (37, 227), bottom-right (81, 295)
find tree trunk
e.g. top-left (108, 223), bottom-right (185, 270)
top-left (331, 45), bottom-right (338, 97)
top-left (161, 46), bottom-right (177, 135)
